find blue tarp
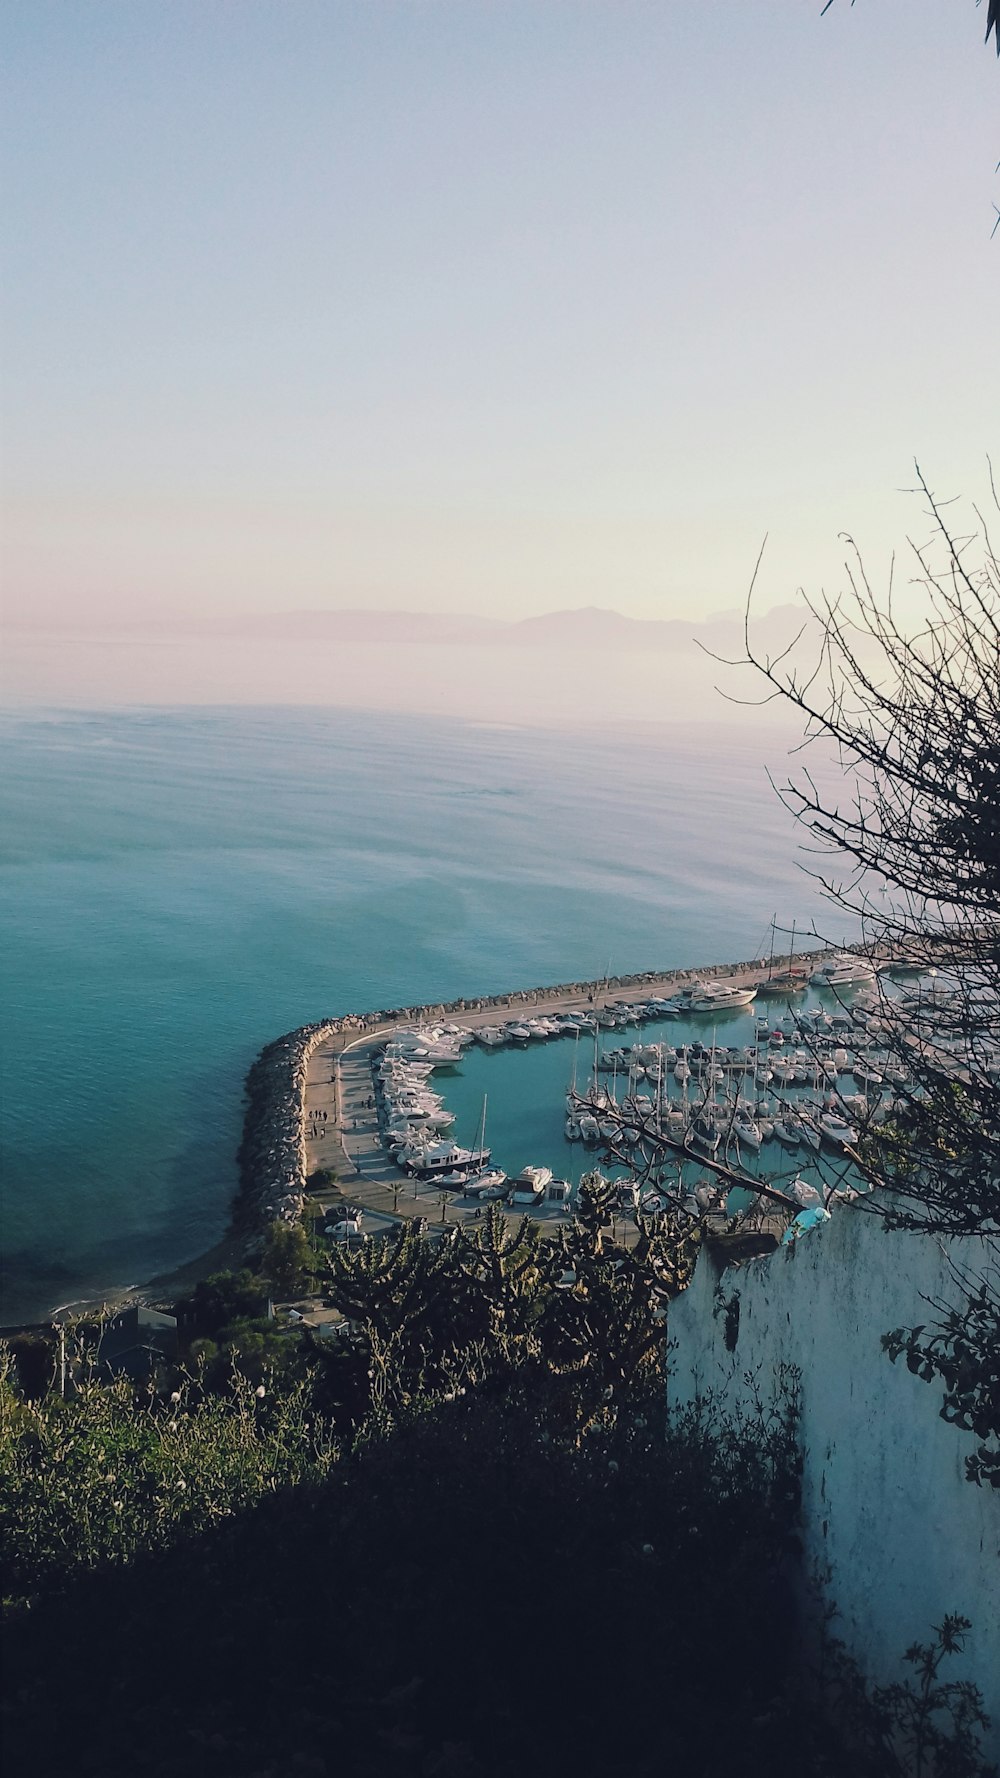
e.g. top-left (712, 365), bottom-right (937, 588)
top-left (781, 1205), bottom-right (833, 1245)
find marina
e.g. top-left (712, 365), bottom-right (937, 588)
top-left (291, 951), bottom-right (983, 1243)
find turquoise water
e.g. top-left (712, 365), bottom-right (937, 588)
top-left (0, 706), bottom-right (838, 1323)
top-left (440, 1007), bottom-right (758, 1184)
top-left (436, 999), bottom-right (859, 1197)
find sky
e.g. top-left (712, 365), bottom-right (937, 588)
top-left (2, 0), bottom-right (998, 645)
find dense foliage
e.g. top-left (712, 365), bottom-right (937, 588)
top-left (315, 1183), bottom-right (699, 1439)
top-left (2, 1170), bottom-right (995, 1775)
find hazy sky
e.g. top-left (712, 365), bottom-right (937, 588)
top-left (2, 0), bottom-right (997, 631)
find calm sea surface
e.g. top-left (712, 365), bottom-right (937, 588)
top-left (0, 705), bottom-right (840, 1324)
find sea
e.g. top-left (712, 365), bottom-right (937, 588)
top-left (0, 704), bottom-right (846, 1325)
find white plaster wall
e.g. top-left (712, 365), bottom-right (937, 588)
top-left (668, 1206), bottom-right (1000, 1757)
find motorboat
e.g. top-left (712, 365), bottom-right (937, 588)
top-left (688, 982), bottom-right (758, 1013)
top-left (403, 1140), bottom-right (492, 1177)
top-left (818, 1112), bottom-right (858, 1149)
top-left (810, 955), bottom-right (878, 989)
top-left (509, 1165), bottom-right (553, 1204)
top-left (464, 1169), bottom-right (508, 1198)
top-left (790, 1176), bottom-right (825, 1209)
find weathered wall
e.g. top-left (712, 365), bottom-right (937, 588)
top-left (668, 1206), bottom-right (1000, 1755)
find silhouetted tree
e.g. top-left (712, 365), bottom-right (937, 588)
top-left (738, 468), bottom-right (1000, 1483)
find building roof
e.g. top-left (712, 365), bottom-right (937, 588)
top-left (99, 1304), bottom-right (178, 1366)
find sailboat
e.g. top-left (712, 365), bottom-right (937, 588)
top-left (756, 917), bottom-right (808, 996)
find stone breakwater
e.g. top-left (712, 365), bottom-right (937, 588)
top-left (236, 1019), bottom-right (344, 1236)
top-left (234, 949), bottom-right (833, 1251)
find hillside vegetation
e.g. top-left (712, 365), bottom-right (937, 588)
top-left (2, 1185), bottom-right (994, 1778)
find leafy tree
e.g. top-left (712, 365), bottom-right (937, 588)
top-left (317, 1184), bottom-right (698, 1437)
top-left (539, 1174), bottom-right (701, 1428)
top-left (259, 1220), bottom-right (314, 1297)
top-left (185, 1267), bottom-right (269, 1334)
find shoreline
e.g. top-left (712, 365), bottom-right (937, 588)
top-left (7, 948), bottom-right (833, 1330)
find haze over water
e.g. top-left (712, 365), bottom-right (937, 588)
top-left (0, 705), bottom-right (842, 1324)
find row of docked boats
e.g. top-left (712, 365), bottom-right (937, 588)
top-left (565, 1077), bottom-right (867, 1159)
top-left (470, 978), bottom-right (762, 1048)
top-left (596, 1033), bottom-right (914, 1092)
top-left (375, 1027), bottom-right (490, 1181)
top-left (393, 955), bottom-right (913, 1075)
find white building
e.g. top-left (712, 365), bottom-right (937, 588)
top-left (668, 1204), bottom-right (1000, 1761)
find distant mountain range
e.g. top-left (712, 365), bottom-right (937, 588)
top-left (202, 602), bottom-right (808, 654)
top-left (211, 600), bottom-right (811, 657)
top-left (9, 602), bottom-right (810, 654)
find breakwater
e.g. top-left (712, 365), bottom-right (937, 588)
top-left (234, 949), bottom-right (832, 1251)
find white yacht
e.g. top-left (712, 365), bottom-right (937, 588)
top-left (509, 1165), bottom-right (553, 1204)
top-left (402, 1139), bottom-right (492, 1177)
top-left (810, 955), bottom-right (877, 989)
top-left (818, 1111), bottom-right (858, 1149)
top-left (463, 1169), bottom-right (508, 1199)
top-left (790, 1176), bottom-right (825, 1209)
top-left (688, 982), bottom-right (758, 1013)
